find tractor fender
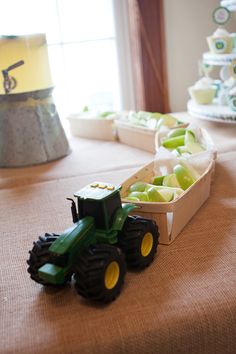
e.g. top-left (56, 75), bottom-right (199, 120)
top-left (38, 217), bottom-right (95, 285)
top-left (112, 203), bottom-right (137, 231)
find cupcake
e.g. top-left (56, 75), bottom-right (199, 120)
top-left (188, 77), bottom-right (216, 105)
top-left (228, 86), bottom-right (236, 111)
top-left (207, 28), bottom-right (234, 54)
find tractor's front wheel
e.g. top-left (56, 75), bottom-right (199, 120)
top-left (74, 244), bottom-right (126, 303)
top-left (118, 216), bottom-right (159, 269)
top-left (27, 233), bottom-right (68, 286)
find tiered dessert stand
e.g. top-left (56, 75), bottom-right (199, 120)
top-left (188, 2), bottom-right (236, 123)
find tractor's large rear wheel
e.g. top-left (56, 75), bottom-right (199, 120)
top-left (74, 244), bottom-right (126, 303)
top-left (118, 216), bottom-right (159, 269)
top-left (27, 233), bottom-right (61, 285)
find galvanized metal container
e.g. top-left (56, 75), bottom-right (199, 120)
top-left (0, 88), bottom-right (70, 167)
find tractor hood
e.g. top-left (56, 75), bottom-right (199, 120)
top-left (49, 216), bottom-right (94, 255)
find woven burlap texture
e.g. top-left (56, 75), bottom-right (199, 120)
top-left (0, 116), bottom-right (236, 353)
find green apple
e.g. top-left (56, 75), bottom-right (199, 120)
top-left (163, 174), bottom-right (181, 188)
top-left (150, 112), bottom-right (162, 119)
top-left (173, 164), bottom-right (196, 190)
top-left (128, 112), bottom-right (140, 125)
top-left (147, 187), bottom-right (163, 202)
top-left (146, 183), bottom-right (184, 195)
top-left (167, 128), bottom-right (186, 139)
top-left (172, 149), bottom-right (181, 157)
top-left (156, 114), bottom-right (179, 129)
top-left (152, 175), bottom-right (165, 185)
top-left (161, 114), bottom-right (179, 126)
top-left (174, 188), bottom-right (185, 198)
top-left (147, 187), bottom-right (174, 202)
top-left (180, 161), bottom-right (200, 180)
top-left (129, 181), bottom-right (147, 193)
top-left (162, 135), bottom-right (185, 149)
top-left (184, 130), bottom-right (195, 145)
top-left (137, 111), bottom-right (151, 119)
top-left (128, 191), bottom-right (149, 201)
top-left (186, 142), bottom-right (205, 154)
top-left (157, 188), bottom-right (174, 202)
top-left (99, 111), bottom-right (115, 118)
top-left (125, 196), bottom-right (140, 201)
top-left (176, 146), bottom-right (192, 155)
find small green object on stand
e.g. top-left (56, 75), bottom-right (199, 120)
top-left (212, 6), bottom-right (231, 25)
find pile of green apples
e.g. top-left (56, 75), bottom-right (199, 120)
top-left (161, 127), bottom-right (205, 156)
top-left (127, 111), bottom-right (184, 130)
top-left (125, 163), bottom-right (198, 203)
top-left (80, 106), bottom-right (117, 119)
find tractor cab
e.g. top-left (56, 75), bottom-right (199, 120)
top-left (74, 182), bottom-right (122, 231)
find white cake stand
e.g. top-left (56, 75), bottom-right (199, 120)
top-left (203, 52), bottom-right (236, 66)
top-left (187, 99), bottom-right (236, 124)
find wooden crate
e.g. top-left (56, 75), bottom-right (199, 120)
top-left (121, 159), bottom-right (215, 245)
top-left (67, 115), bottom-right (117, 141)
top-left (116, 120), bottom-right (189, 153)
top-left (116, 120), bottom-right (157, 153)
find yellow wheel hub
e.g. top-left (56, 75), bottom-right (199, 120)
top-left (141, 232), bottom-right (153, 257)
top-left (104, 261), bottom-right (120, 290)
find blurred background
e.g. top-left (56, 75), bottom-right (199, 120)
top-left (0, 0), bottom-right (235, 119)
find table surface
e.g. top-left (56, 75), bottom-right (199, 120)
top-left (1, 113), bottom-right (236, 354)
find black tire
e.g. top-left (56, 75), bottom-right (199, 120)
top-left (27, 233), bottom-right (66, 286)
top-left (74, 244), bottom-right (126, 303)
top-left (118, 216), bottom-right (159, 269)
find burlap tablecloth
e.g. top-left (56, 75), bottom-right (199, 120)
top-left (0, 113), bottom-right (236, 353)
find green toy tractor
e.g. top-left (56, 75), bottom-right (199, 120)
top-left (27, 182), bottom-right (159, 303)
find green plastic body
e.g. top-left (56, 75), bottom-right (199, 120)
top-left (38, 183), bottom-right (136, 285)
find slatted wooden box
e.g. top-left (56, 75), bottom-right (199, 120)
top-left (115, 120), bottom-right (157, 153)
top-left (121, 159), bottom-right (215, 245)
top-left (67, 115), bottom-right (117, 141)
